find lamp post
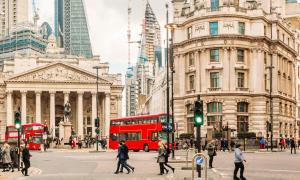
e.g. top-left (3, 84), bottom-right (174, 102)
top-left (165, 22), bottom-right (178, 159)
top-left (165, 3), bottom-right (171, 151)
top-left (93, 66), bottom-right (101, 151)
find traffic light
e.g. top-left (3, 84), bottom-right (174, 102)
top-left (194, 100), bottom-right (204, 126)
top-left (95, 117), bottom-right (100, 128)
top-left (14, 111), bottom-right (21, 129)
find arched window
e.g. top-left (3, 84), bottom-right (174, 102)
top-left (237, 102), bottom-right (249, 132)
top-left (207, 102), bottom-right (222, 131)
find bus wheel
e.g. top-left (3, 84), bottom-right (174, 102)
top-left (143, 144), bottom-right (149, 152)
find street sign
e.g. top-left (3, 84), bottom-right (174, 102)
top-left (195, 156), bottom-right (204, 165)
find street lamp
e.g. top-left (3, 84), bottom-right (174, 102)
top-left (166, 21), bottom-right (179, 160)
top-left (93, 66), bottom-right (101, 151)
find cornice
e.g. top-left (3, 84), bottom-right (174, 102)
top-left (173, 35), bottom-right (298, 57)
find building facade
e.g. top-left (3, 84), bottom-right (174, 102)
top-left (0, 0), bottom-right (29, 36)
top-left (0, 36), bottom-right (123, 142)
top-left (172, 0), bottom-right (300, 140)
top-left (54, 0), bottom-right (93, 58)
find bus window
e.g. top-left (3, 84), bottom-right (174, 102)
top-left (119, 133), bottom-right (128, 141)
top-left (159, 115), bottom-right (167, 123)
top-left (152, 132), bottom-right (159, 141)
top-left (32, 126), bottom-right (44, 131)
top-left (31, 136), bottom-right (42, 144)
top-left (111, 133), bottom-right (118, 141)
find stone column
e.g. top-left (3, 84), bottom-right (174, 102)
top-left (77, 92), bottom-right (84, 138)
top-left (6, 90), bottom-right (13, 126)
top-left (35, 91), bottom-right (42, 123)
top-left (105, 93), bottom-right (111, 146)
top-left (50, 91), bottom-right (56, 137)
top-left (91, 92), bottom-right (97, 137)
top-left (21, 91), bottom-right (27, 125)
top-left (229, 48), bottom-right (237, 91)
top-left (195, 51), bottom-right (200, 92)
top-left (117, 95), bottom-right (122, 117)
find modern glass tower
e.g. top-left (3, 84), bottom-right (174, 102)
top-left (54, 0), bottom-right (93, 58)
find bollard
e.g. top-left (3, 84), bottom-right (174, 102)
top-left (181, 148), bottom-right (195, 170)
top-left (192, 153), bottom-right (208, 180)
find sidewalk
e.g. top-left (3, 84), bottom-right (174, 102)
top-left (0, 167), bottom-right (41, 180)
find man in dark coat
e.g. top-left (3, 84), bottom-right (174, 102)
top-left (119, 141), bottom-right (134, 173)
top-left (114, 140), bottom-right (131, 174)
top-left (21, 143), bottom-right (31, 176)
top-left (290, 137), bottom-right (296, 154)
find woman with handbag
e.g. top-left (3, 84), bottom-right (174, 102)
top-left (207, 141), bottom-right (216, 169)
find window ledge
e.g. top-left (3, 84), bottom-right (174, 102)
top-left (236, 87), bottom-right (249, 91)
top-left (209, 87), bottom-right (221, 91)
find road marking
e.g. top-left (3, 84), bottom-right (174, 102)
top-left (213, 168), bottom-right (300, 173)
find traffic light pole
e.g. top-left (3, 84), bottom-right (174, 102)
top-left (165, 3), bottom-right (170, 150)
top-left (93, 66), bottom-right (101, 152)
top-left (17, 128), bottom-right (20, 171)
top-left (196, 95), bottom-right (201, 178)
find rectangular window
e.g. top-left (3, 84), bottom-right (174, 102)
top-left (237, 72), bottom-right (245, 88)
top-left (210, 72), bottom-right (220, 88)
top-left (209, 22), bottom-right (218, 36)
top-left (187, 117), bottom-right (194, 134)
top-left (282, 34), bottom-right (285, 42)
top-left (237, 49), bottom-right (244, 62)
top-left (211, 0), bottom-right (219, 11)
top-left (264, 25), bottom-right (267, 36)
top-left (189, 53), bottom-right (195, 66)
top-left (189, 75), bottom-right (195, 90)
top-left (237, 116), bottom-right (249, 132)
top-left (265, 74), bottom-right (267, 90)
top-left (264, 52), bottom-right (267, 65)
top-left (277, 30), bottom-right (279, 39)
top-left (207, 116), bottom-right (222, 131)
top-left (238, 22), bottom-right (245, 35)
top-left (210, 49), bottom-right (219, 62)
top-left (187, 26), bottom-right (192, 39)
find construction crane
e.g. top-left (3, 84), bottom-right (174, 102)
top-left (128, 0), bottom-right (142, 67)
top-left (32, 0), bottom-right (39, 27)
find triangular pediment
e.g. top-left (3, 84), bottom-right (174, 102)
top-left (6, 62), bottom-right (111, 84)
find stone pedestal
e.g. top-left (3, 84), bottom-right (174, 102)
top-left (59, 121), bottom-right (64, 140)
top-left (63, 122), bottom-right (72, 142)
top-left (58, 121), bottom-right (72, 146)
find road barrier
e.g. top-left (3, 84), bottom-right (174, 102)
top-left (181, 148), bottom-right (195, 170)
top-left (192, 153), bottom-right (208, 180)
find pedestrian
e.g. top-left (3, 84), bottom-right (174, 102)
top-left (286, 137), bottom-right (290, 149)
top-left (157, 141), bottom-right (169, 175)
top-left (230, 140), bottom-right (235, 151)
top-left (21, 143), bottom-right (31, 176)
top-left (233, 144), bottom-right (246, 180)
top-left (119, 141), bottom-right (134, 173)
top-left (221, 138), bottom-right (225, 152)
top-left (114, 140), bottom-right (131, 174)
top-left (207, 141), bottom-right (216, 169)
top-left (78, 136), bottom-right (82, 149)
top-left (162, 143), bottom-right (175, 173)
top-left (190, 137), bottom-right (194, 148)
top-left (224, 138), bottom-right (229, 152)
top-left (290, 137), bottom-right (296, 154)
top-left (259, 137), bottom-right (266, 149)
top-left (280, 137), bottom-right (286, 151)
top-left (1, 143), bottom-right (14, 172)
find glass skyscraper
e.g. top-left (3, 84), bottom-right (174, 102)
top-left (54, 0), bottom-right (93, 58)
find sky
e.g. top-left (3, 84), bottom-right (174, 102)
top-left (33, 0), bottom-right (169, 75)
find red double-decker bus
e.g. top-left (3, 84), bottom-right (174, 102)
top-left (5, 123), bottom-right (46, 150)
top-left (109, 113), bottom-right (175, 151)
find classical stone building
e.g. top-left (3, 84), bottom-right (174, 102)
top-left (0, 36), bottom-right (123, 141)
top-left (172, 0), bottom-right (300, 140)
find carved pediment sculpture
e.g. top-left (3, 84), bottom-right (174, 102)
top-left (7, 63), bottom-right (111, 84)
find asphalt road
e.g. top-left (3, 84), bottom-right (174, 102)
top-left (6, 149), bottom-right (300, 180)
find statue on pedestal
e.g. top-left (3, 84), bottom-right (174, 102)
top-left (64, 101), bottom-right (71, 122)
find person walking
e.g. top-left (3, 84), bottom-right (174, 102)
top-left (1, 143), bottom-right (14, 172)
top-left (224, 138), bottom-right (229, 152)
top-left (157, 141), bottom-right (168, 175)
top-left (290, 137), bottom-right (296, 154)
top-left (162, 143), bottom-right (175, 173)
top-left (190, 138), bottom-right (194, 148)
top-left (207, 141), bottom-right (216, 169)
top-left (233, 144), bottom-right (246, 180)
top-left (119, 141), bottom-right (135, 173)
top-left (114, 140), bottom-right (131, 174)
top-left (21, 143), bottom-right (31, 176)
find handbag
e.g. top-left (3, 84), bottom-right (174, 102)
top-left (213, 150), bottom-right (217, 156)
